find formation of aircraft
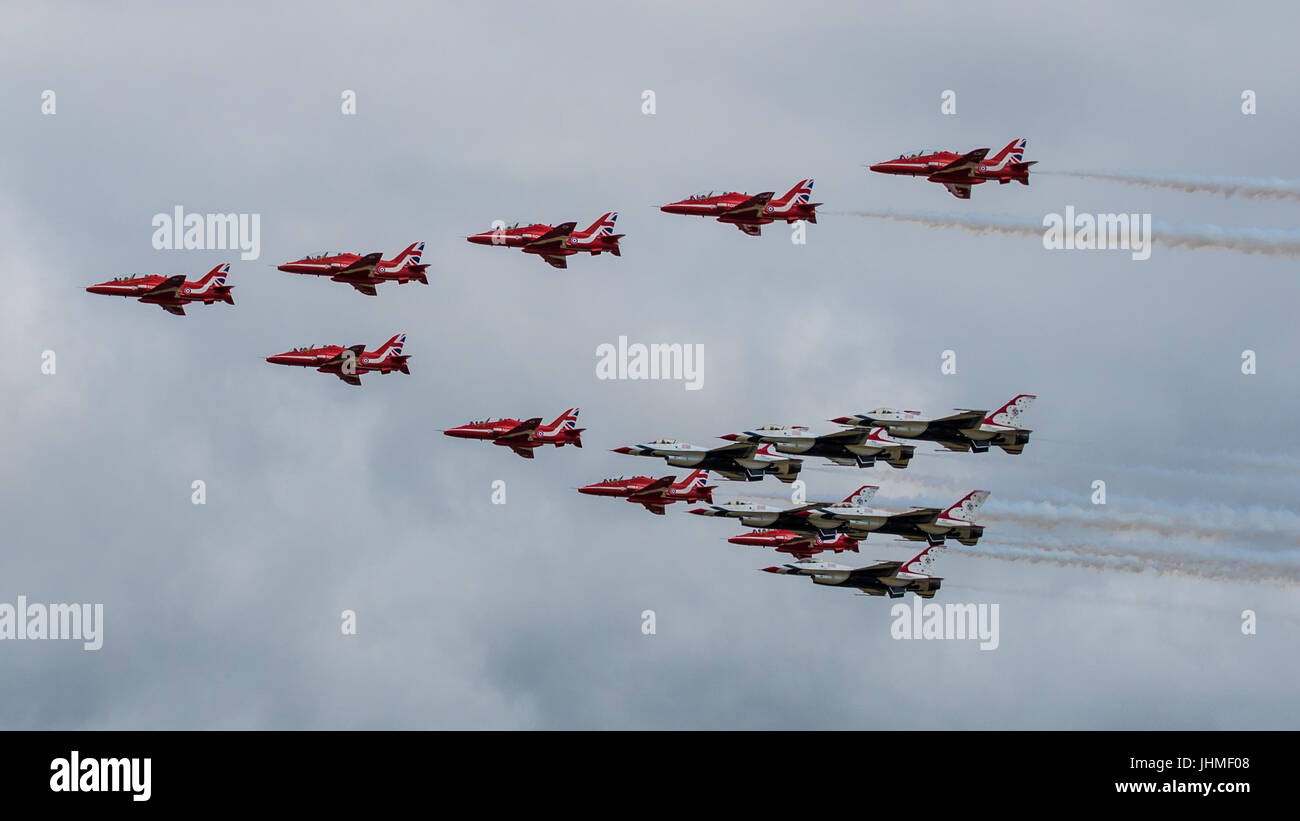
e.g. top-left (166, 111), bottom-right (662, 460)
top-left (85, 264), bottom-right (234, 316)
top-left (611, 440), bottom-right (803, 483)
top-left (277, 242), bottom-right (428, 295)
top-left (578, 469), bottom-right (715, 515)
top-left (831, 394), bottom-right (1036, 455)
top-left (720, 425), bottom-right (914, 469)
top-left (466, 213), bottom-right (623, 269)
top-left (867, 139), bottom-right (1035, 199)
top-left (659, 179), bottom-right (820, 236)
top-left (265, 333), bottom-right (410, 386)
top-left (443, 409), bottom-right (584, 459)
top-left (763, 544), bottom-right (949, 599)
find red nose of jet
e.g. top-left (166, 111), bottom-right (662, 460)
top-left (443, 425), bottom-right (476, 438)
top-left (466, 232), bottom-right (497, 246)
top-left (610, 446), bottom-right (634, 454)
top-left (265, 352), bottom-right (297, 365)
top-left (718, 433), bottom-right (740, 441)
top-left (829, 417), bottom-right (852, 425)
top-left (85, 283), bottom-right (114, 295)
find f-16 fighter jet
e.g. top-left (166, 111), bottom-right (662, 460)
top-left (465, 213), bottom-right (623, 269)
top-left (577, 469), bottom-right (715, 515)
top-left (867, 139), bottom-right (1035, 199)
top-left (727, 529), bottom-right (860, 560)
top-left (659, 179), bottom-right (820, 236)
top-left (265, 333), bottom-right (409, 386)
top-left (611, 440), bottom-right (802, 483)
top-left (720, 425), bottom-right (914, 469)
top-left (277, 242), bottom-right (428, 295)
top-left (815, 490), bottom-right (990, 546)
top-left (443, 408), bottom-right (584, 459)
top-left (86, 264), bottom-right (234, 316)
top-left (762, 544), bottom-right (949, 599)
top-left (688, 485), bottom-right (879, 537)
top-left (831, 394), bottom-right (1036, 455)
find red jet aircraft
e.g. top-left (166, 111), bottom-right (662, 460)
top-left (659, 179), bottom-right (819, 236)
top-left (265, 333), bottom-right (409, 386)
top-left (727, 529), bottom-right (861, 560)
top-left (443, 408), bottom-right (584, 458)
top-left (86, 264), bottom-right (234, 316)
top-left (867, 139), bottom-right (1034, 199)
top-left (577, 469), bottom-right (715, 515)
top-left (466, 213), bottom-right (623, 269)
top-left (277, 243), bottom-right (428, 295)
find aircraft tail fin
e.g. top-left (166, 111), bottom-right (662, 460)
top-left (941, 490), bottom-right (990, 523)
top-left (898, 544), bottom-right (945, 578)
top-left (393, 241), bottom-right (424, 266)
top-left (841, 484), bottom-right (878, 507)
top-left (988, 138), bottom-right (1028, 168)
top-left (983, 394), bottom-right (1036, 428)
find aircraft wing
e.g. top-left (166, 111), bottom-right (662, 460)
top-left (349, 282), bottom-right (379, 296)
top-left (496, 417), bottom-right (542, 443)
top-left (707, 442), bottom-right (758, 458)
top-left (336, 372), bottom-right (362, 386)
top-left (142, 274), bottom-right (186, 300)
top-left (539, 254), bottom-right (568, 269)
top-left (160, 304), bottom-right (186, 316)
top-left (525, 222), bottom-right (577, 251)
top-left (508, 445), bottom-right (536, 459)
top-left (719, 192), bottom-right (774, 220)
top-left (930, 409), bottom-right (988, 430)
top-left (931, 148), bottom-right (989, 177)
top-left (734, 223), bottom-right (762, 236)
top-left (334, 252), bottom-right (383, 279)
top-left (849, 561), bottom-right (903, 579)
top-left (815, 428), bottom-right (872, 445)
top-left (942, 182), bottom-right (972, 199)
top-left (883, 507), bottom-right (943, 525)
top-left (638, 502), bottom-right (668, 516)
top-left (322, 344), bottom-right (366, 369)
top-left (627, 477), bottom-right (675, 502)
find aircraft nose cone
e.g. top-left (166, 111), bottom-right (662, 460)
top-left (576, 486), bottom-right (599, 495)
top-left (718, 433), bottom-right (739, 441)
top-left (829, 417), bottom-right (851, 425)
top-left (688, 508), bottom-right (711, 516)
top-left (759, 566), bottom-right (780, 573)
top-left (610, 446), bottom-right (633, 454)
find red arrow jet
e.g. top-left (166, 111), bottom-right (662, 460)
top-left (443, 408), bottom-right (584, 458)
top-left (867, 139), bottom-right (1035, 199)
top-left (265, 333), bottom-right (410, 386)
top-left (466, 213), bottom-right (623, 269)
top-left (577, 469), bottom-right (715, 515)
top-left (727, 529), bottom-right (861, 560)
top-left (277, 242), bottom-right (428, 295)
top-left (86, 264), bottom-right (234, 316)
top-left (660, 179), bottom-right (819, 236)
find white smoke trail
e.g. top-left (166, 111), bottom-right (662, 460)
top-left (972, 539), bottom-right (1300, 587)
top-left (1044, 170), bottom-right (1300, 202)
top-left (832, 210), bottom-right (1300, 258)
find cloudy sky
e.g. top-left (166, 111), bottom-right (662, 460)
top-left (1, 1), bottom-right (1296, 729)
